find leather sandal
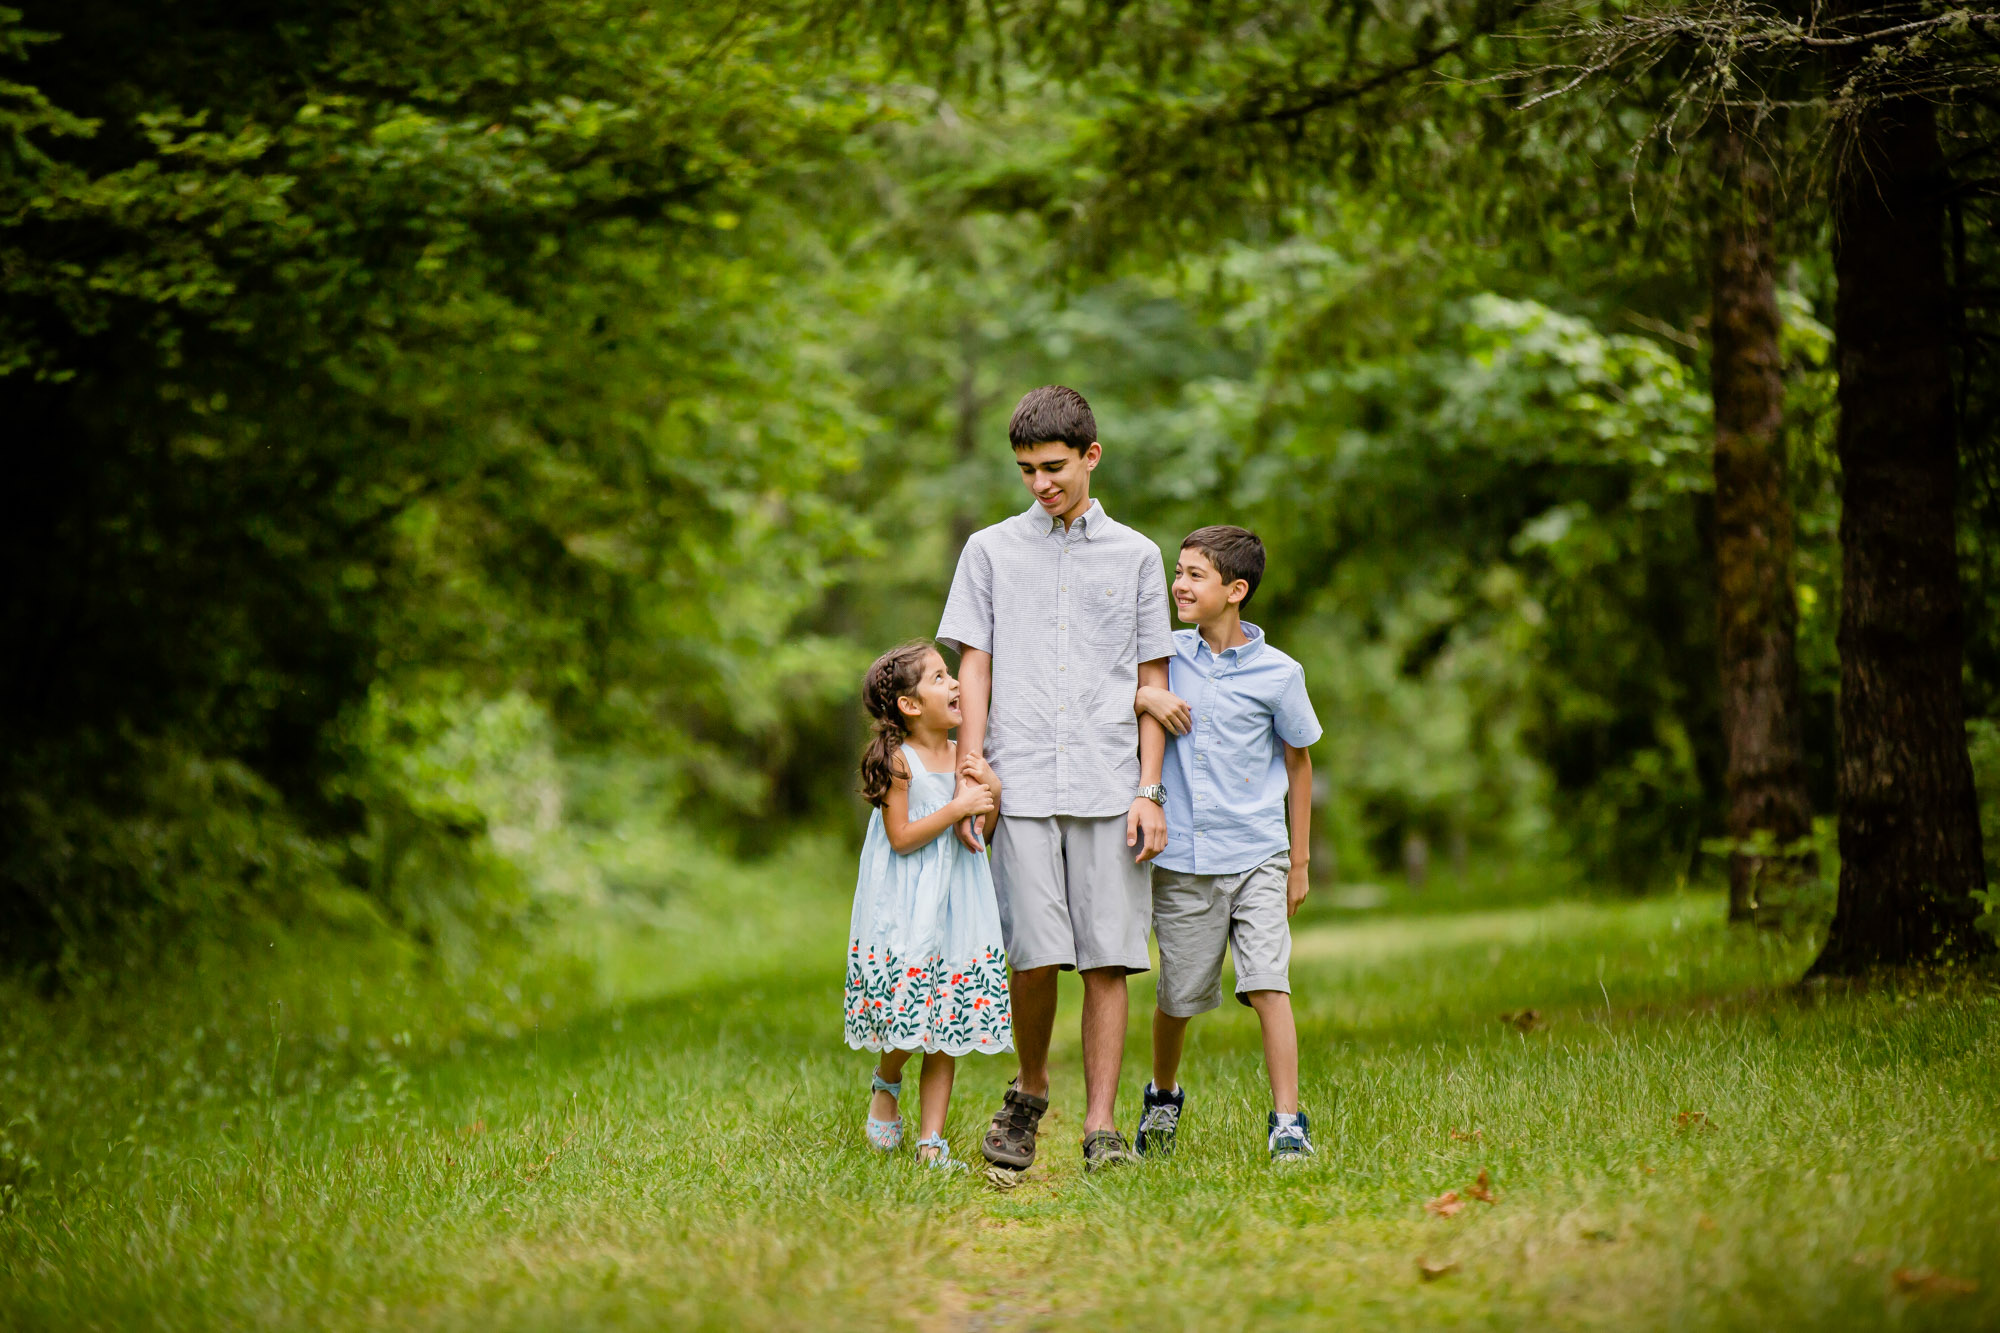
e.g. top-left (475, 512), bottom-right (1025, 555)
top-left (1082, 1127), bottom-right (1137, 1173)
top-left (980, 1081), bottom-right (1049, 1171)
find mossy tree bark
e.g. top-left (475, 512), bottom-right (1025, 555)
top-left (1808, 52), bottom-right (1992, 974)
top-left (1708, 125), bottom-right (1814, 925)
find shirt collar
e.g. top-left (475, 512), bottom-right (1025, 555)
top-left (1022, 497), bottom-right (1110, 540)
top-left (1184, 622), bottom-right (1266, 667)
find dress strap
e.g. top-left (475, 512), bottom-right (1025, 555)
top-left (899, 742), bottom-right (925, 776)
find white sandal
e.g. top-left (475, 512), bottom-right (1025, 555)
top-left (865, 1070), bottom-right (903, 1151)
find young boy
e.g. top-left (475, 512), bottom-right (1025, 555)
top-left (1131, 525), bottom-right (1323, 1163)
top-left (937, 385), bottom-right (1176, 1174)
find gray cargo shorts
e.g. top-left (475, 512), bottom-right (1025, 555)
top-left (1151, 853), bottom-right (1292, 1016)
top-left (990, 815), bottom-right (1154, 974)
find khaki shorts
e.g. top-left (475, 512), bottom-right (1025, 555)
top-left (1151, 853), bottom-right (1292, 1017)
top-left (990, 815), bottom-right (1153, 974)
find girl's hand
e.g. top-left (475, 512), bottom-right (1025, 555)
top-left (961, 752), bottom-right (1001, 793)
top-left (952, 784), bottom-right (998, 820)
top-left (1136, 685), bottom-right (1192, 736)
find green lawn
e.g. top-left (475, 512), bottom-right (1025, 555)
top-left (5, 881), bottom-right (1999, 1330)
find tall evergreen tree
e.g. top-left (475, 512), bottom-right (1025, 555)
top-left (1811, 0), bottom-right (1989, 970)
top-left (1708, 123), bottom-right (1815, 924)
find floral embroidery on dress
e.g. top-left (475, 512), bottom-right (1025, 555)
top-left (844, 941), bottom-right (1012, 1055)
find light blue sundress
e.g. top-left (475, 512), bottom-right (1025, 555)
top-left (843, 744), bottom-right (1013, 1055)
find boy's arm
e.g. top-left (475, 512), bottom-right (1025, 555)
top-left (1127, 658), bottom-right (1170, 863)
top-left (958, 748), bottom-right (1003, 840)
top-left (1127, 545), bottom-right (1177, 862)
top-left (953, 648), bottom-right (992, 851)
top-left (1135, 683), bottom-right (1191, 735)
top-left (1282, 743), bottom-right (1313, 916)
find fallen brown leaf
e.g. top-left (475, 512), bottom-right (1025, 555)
top-left (1639, 1162), bottom-right (1655, 1175)
top-left (1499, 1009), bottom-right (1541, 1032)
top-left (1449, 1128), bottom-right (1484, 1143)
top-left (519, 1129), bottom-right (578, 1182)
top-left (1674, 1110), bottom-right (1711, 1131)
top-left (1418, 1257), bottom-right (1458, 1281)
top-left (1696, 1214), bottom-right (1717, 1232)
top-left (1466, 1169), bottom-right (1498, 1203)
top-left (1893, 1266), bottom-right (1979, 1298)
top-left (1425, 1191), bottom-right (1465, 1218)
top-left (462, 1119), bottom-right (486, 1137)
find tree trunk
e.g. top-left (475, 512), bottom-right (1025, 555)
top-left (1808, 74), bottom-right (1992, 974)
top-left (949, 318), bottom-right (983, 561)
top-left (1708, 125), bottom-right (1815, 925)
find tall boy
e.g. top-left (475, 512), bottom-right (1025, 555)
top-left (1131, 525), bottom-right (1323, 1162)
top-left (938, 385), bottom-right (1175, 1174)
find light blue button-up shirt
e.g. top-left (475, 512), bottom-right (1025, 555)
top-left (1156, 624), bottom-right (1323, 875)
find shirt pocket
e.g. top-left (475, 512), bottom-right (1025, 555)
top-left (1083, 581), bottom-right (1135, 651)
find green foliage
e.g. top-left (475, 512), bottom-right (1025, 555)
top-left (1972, 720), bottom-right (2000, 940)
top-left (0, 0), bottom-right (877, 969)
top-left (0, 742), bottom-right (346, 979)
top-left (1224, 285), bottom-right (1718, 883)
top-left (1, 0), bottom-right (1987, 978)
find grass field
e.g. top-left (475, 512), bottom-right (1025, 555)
top-left (4, 869), bottom-right (1999, 1330)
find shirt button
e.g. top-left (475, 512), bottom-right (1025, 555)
top-left (1059, 705), bottom-right (1066, 712)
top-left (1058, 745), bottom-right (1066, 753)
top-left (1059, 665), bottom-right (1066, 672)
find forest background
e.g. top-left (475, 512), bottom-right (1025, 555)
top-left (8, 3), bottom-right (2000, 1324)
top-left (4, 0), bottom-right (2000, 1143)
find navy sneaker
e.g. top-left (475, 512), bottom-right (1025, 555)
top-left (1135, 1082), bottom-right (1186, 1158)
top-left (1268, 1110), bottom-right (1313, 1163)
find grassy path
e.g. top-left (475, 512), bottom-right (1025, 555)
top-left (5, 894), bottom-right (1999, 1329)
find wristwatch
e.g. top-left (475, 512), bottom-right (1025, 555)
top-left (1137, 783), bottom-right (1167, 806)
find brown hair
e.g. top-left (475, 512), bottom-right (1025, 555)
top-left (1008, 385), bottom-right (1096, 451)
top-left (859, 640), bottom-right (937, 807)
top-left (1181, 525), bottom-right (1266, 608)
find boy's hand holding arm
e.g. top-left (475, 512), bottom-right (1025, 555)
top-left (952, 648), bottom-right (993, 852)
top-left (1283, 742), bottom-right (1313, 916)
top-left (1127, 658), bottom-right (1171, 863)
top-left (1134, 684), bottom-right (1192, 736)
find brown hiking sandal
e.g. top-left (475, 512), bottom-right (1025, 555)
top-left (981, 1083), bottom-right (1049, 1172)
top-left (1081, 1128), bottom-right (1138, 1173)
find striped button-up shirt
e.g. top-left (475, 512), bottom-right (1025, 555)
top-left (1156, 624), bottom-right (1323, 875)
top-left (938, 499), bottom-right (1175, 818)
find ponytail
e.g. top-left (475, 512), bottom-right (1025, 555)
top-left (859, 716), bottom-right (909, 808)
top-left (859, 640), bottom-right (936, 807)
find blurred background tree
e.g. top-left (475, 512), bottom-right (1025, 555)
top-left (0, 0), bottom-right (1992, 988)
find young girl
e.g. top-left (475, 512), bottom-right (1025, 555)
top-left (844, 641), bottom-right (1011, 1170)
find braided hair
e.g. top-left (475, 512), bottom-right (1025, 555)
top-left (859, 640), bottom-right (938, 807)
